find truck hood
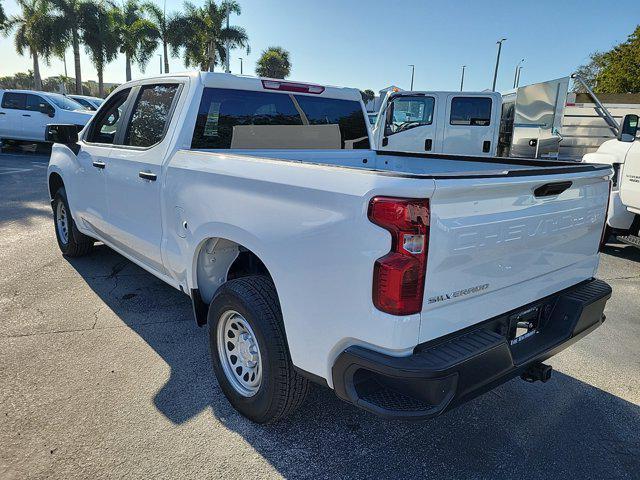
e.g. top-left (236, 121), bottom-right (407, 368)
top-left (59, 110), bottom-right (94, 124)
top-left (583, 139), bottom-right (633, 165)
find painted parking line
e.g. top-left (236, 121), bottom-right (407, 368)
top-left (31, 163), bottom-right (49, 168)
top-left (0, 167), bottom-right (33, 175)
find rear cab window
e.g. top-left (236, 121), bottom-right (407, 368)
top-left (191, 88), bottom-right (370, 150)
top-left (450, 97), bottom-right (492, 126)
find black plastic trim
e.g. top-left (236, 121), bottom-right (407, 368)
top-left (332, 278), bottom-right (611, 420)
top-left (191, 288), bottom-right (208, 327)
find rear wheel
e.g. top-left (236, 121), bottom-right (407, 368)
top-left (208, 275), bottom-right (309, 423)
top-left (52, 187), bottom-right (94, 257)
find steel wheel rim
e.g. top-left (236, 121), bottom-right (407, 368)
top-left (216, 310), bottom-right (262, 397)
top-left (56, 200), bottom-right (69, 245)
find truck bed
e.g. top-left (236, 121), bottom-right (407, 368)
top-left (203, 148), bottom-right (611, 179)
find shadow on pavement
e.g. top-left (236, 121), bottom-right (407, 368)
top-left (0, 152), bottom-right (52, 227)
top-left (602, 241), bottom-right (640, 263)
top-left (68, 246), bottom-right (639, 479)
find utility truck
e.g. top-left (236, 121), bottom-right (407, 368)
top-left (583, 113), bottom-right (640, 246)
top-left (47, 72), bottom-right (612, 424)
top-left (373, 90), bottom-right (502, 156)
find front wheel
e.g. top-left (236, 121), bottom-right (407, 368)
top-left (208, 275), bottom-right (309, 424)
top-left (52, 187), bottom-right (94, 257)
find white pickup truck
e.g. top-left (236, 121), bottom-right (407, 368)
top-left (583, 114), bottom-right (640, 247)
top-left (47, 72), bottom-right (612, 424)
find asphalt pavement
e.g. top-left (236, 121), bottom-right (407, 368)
top-left (0, 151), bottom-right (638, 480)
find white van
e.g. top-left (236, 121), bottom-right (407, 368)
top-left (373, 91), bottom-right (502, 156)
top-left (0, 90), bottom-right (93, 144)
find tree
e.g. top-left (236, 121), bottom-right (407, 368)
top-left (360, 89), bottom-right (375, 104)
top-left (144, 2), bottom-right (181, 74)
top-left (80, 1), bottom-right (119, 96)
top-left (50, 0), bottom-right (88, 94)
top-left (4, 0), bottom-right (57, 90)
top-left (575, 25), bottom-right (640, 94)
top-left (112, 0), bottom-right (159, 81)
top-left (0, 0), bottom-right (7, 30)
top-left (173, 0), bottom-right (249, 72)
top-left (255, 46), bottom-right (290, 79)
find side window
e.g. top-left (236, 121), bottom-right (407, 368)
top-left (385, 96), bottom-right (434, 135)
top-left (450, 97), bottom-right (492, 126)
top-left (1, 92), bottom-right (26, 110)
top-left (25, 94), bottom-right (50, 112)
top-left (123, 84), bottom-right (179, 147)
top-left (86, 89), bottom-right (131, 144)
top-left (191, 88), bottom-right (369, 149)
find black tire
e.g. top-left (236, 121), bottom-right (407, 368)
top-left (52, 187), bottom-right (94, 257)
top-left (208, 275), bottom-right (309, 424)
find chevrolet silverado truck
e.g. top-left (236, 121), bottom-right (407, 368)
top-left (46, 72), bottom-right (613, 424)
top-left (583, 113), bottom-right (640, 247)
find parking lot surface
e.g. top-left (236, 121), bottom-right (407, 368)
top-left (0, 152), bottom-right (639, 480)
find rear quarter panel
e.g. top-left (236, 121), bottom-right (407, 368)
top-left (162, 150), bottom-right (436, 384)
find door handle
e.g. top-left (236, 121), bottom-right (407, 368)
top-left (483, 140), bottom-right (491, 153)
top-left (22, 114), bottom-right (31, 117)
top-left (92, 161), bottom-right (106, 169)
top-left (425, 139), bottom-right (433, 151)
top-left (139, 171), bottom-right (157, 181)
top-left (0, 112), bottom-right (5, 115)
top-left (382, 137), bottom-right (389, 147)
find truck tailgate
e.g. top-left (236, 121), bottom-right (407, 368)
top-left (420, 169), bottom-right (610, 343)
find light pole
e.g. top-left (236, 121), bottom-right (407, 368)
top-left (158, 54), bottom-right (162, 74)
top-left (225, 6), bottom-right (230, 73)
top-left (408, 64), bottom-right (415, 90)
top-left (513, 58), bottom-right (524, 88)
top-left (491, 38), bottom-right (506, 91)
top-left (460, 65), bottom-right (466, 91)
top-left (239, 57), bottom-right (243, 75)
top-left (515, 66), bottom-right (524, 88)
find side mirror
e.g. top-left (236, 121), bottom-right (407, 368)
top-left (618, 114), bottom-right (639, 142)
top-left (39, 103), bottom-right (55, 118)
top-left (45, 124), bottom-right (78, 144)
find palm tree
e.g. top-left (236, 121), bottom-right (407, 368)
top-left (173, 0), bottom-right (249, 72)
top-left (80, 1), bottom-right (119, 96)
top-left (4, 0), bottom-right (57, 90)
top-left (255, 46), bottom-right (291, 79)
top-left (0, 1), bottom-right (7, 30)
top-left (144, 2), bottom-right (180, 74)
top-left (50, 0), bottom-right (86, 94)
top-left (113, 0), bottom-right (159, 81)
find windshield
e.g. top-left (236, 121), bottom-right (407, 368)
top-left (48, 94), bottom-right (88, 111)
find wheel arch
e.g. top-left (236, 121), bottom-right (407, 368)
top-left (190, 235), bottom-right (277, 326)
top-left (48, 171), bottom-right (64, 199)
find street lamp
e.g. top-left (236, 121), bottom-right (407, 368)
top-left (516, 65), bottom-right (524, 88)
top-left (513, 58), bottom-right (524, 88)
top-left (460, 65), bottom-right (466, 91)
top-left (408, 64), bottom-right (415, 90)
top-left (491, 38), bottom-right (506, 91)
top-left (239, 57), bottom-right (243, 75)
top-left (158, 54), bottom-right (162, 75)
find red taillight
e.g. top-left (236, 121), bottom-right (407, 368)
top-left (599, 180), bottom-right (612, 251)
top-left (368, 197), bottom-right (430, 316)
top-left (261, 79), bottom-right (325, 94)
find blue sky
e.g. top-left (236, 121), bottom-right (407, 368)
top-left (0, 0), bottom-right (638, 93)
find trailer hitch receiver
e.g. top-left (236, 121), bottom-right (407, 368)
top-left (521, 362), bottom-right (552, 383)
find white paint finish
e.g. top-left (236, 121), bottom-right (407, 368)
top-left (48, 72), bottom-right (610, 385)
top-left (583, 138), bottom-right (638, 229)
top-left (0, 90), bottom-right (93, 142)
top-left (373, 91), bottom-right (501, 156)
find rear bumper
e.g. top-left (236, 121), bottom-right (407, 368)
top-left (332, 278), bottom-right (611, 420)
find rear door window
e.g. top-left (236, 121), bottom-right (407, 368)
top-left (450, 97), bottom-right (492, 126)
top-left (123, 84), bottom-right (180, 148)
top-left (1, 92), bottom-right (27, 110)
top-left (191, 88), bottom-right (369, 149)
